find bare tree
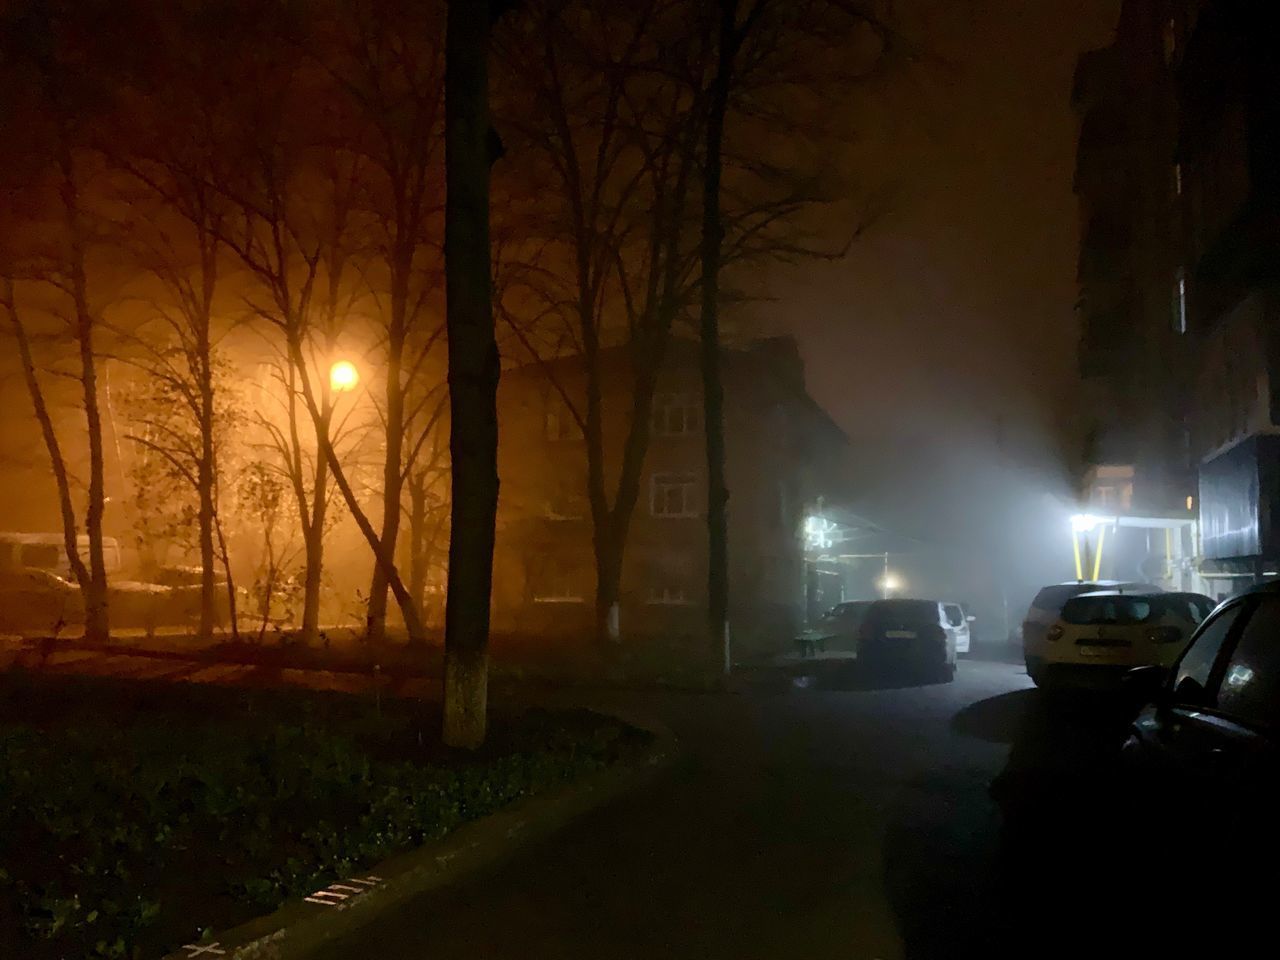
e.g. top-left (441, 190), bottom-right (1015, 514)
top-left (0, 0), bottom-right (124, 642)
top-left (696, 0), bottom-right (895, 665)
top-left (442, 0), bottom-right (501, 748)
top-left (1, 279), bottom-right (96, 628)
top-left (312, 0), bottom-right (449, 645)
top-left (495, 0), bottom-right (710, 644)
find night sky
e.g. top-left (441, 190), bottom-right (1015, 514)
top-left (766, 0), bottom-right (1119, 464)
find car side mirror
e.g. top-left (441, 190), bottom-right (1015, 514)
top-left (1123, 664), bottom-right (1169, 703)
top-left (966, 615), bottom-right (976, 623)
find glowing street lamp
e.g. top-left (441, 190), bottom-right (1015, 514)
top-left (877, 572), bottom-right (903, 597)
top-left (329, 360), bottom-right (359, 393)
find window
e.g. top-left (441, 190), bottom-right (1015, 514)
top-left (1173, 268), bottom-right (1187, 334)
top-left (651, 393), bottom-right (700, 436)
top-left (544, 481), bottom-right (587, 520)
top-left (649, 472), bottom-right (699, 518)
top-left (1173, 162), bottom-right (1183, 198)
top-left (19, 544), bottom-right (60, 569)
top-left (544, 395), bottom-right (577, 441)
top-left (1173, 602), bottom-right (1245, 703)
top-left (1161, 17), bottom-right (1176, 65)
top-left (1062, 596), bottom-right (1153, 626)
top-left (1212, 598), bottom-right (1280, 730)
top-left (648, 584), bottom-right (692, 606)
top-left (645, 554), bottom-right (694, 605)
top-left (529, 556), bottom-right (585, 603)
top-left (944, 604), bottom-right (965, 628)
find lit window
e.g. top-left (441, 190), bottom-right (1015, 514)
top-left (1174, 269), bottom-right (1187, 334)
top-left (651, 393), bottom-right (701, 436)
top-left (650, 472), bottom-right (699, 518)
top-left (1173, 163), bottom-right (1183, 197)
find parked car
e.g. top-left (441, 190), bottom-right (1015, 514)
top-left (1021, 580), bottom-right (1161, 674)
top-left (1025, 590), bottom-right (1214, 688)
top-left (0, 568), bottom-right (83, 633)
top-left (794, 600), bottom-right (873, 656)
top-left (942, 602), bottom-right (973, 656)
top-left (152, 565), bottom-right (238, 627)
top-left (1121, 581), bottom-right (1280, 837)
top-left (856, 599), bottom-right (958, 682)
top-left (0, 531), bottom-right (122, 577)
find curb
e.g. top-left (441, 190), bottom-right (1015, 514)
top-left (160, 715), bottom-right (679, 960)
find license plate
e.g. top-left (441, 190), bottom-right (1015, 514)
top-left (885, 630), bottom-right (916, 639)
top-left (1079, 646), bottom-right (1121, 658)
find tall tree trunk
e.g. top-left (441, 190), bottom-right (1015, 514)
top-left (367, 282), bottom-right (408, 645)
top-left (301, 430), bottom-right (329, 643)
top-left (592, 531), bottom-right (622, 644)
top-left (59, 149), bottom-right (109, 643)
top-left (197, 332), bottom-right (217, 639)
top-left (408, 469), bottom-right (429, 616)
top-left (700, 0), bottom-right (738, 668)
top-left (442, 0), bottom-right (498, 749)
top-left (3, 280), bottom-right (94, 619)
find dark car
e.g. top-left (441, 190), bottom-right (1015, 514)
top-left (0, 568), bottom-right (83, 633)
top-left (1119, 581), bottom-right (1280, 934)
top-left (856, 598), bottom-right (957, 682)
top-left (1122, 581), bottom-right (1280, 815)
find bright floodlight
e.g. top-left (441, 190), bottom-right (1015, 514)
top-left (878, 572), bottom-right (902, 595)
top-left (329, 360), bottom-right (359, 393)
top-left (1070, 513), bottom-right (1106, 533)
top-left (804, 515), bottom-right (834, 550)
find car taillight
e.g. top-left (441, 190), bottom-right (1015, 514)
top-left (1046, 624), bottom-right (1063, 642)
top-left (1147, 626), bottom-right (1183, 644)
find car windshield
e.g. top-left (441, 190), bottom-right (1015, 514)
top-left (865, 600), bottom-right (937, 626)
top-left (821, 602), bottom-right (869, 622)
top-left (1061, 595), bottom-right (1154, 625)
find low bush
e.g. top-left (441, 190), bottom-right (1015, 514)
top-left (0, 672), bottom-right (646, 959)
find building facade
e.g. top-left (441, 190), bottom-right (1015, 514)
top-left (1072, 0), bottom-right (1280, 595)
top-left (490, 336), bottom-right (850, 651)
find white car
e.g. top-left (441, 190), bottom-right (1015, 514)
top-left (1021, 581), bottom-right (1160, 661)
top-left (1024, 590), bottom-right (1216, 688)
top-left (942, 602), bottom-right (972, 656)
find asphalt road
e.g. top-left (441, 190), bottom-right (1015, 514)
top-left (311, 660), bottom-right (1175, 960)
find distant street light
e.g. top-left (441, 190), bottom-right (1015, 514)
top-left (877, 572), bottom-right (902, 598)
top-left (329, 360), bottom-right (359, 393)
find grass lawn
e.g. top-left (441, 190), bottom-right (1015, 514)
top-left (0, 670), bottom-right (649, 959)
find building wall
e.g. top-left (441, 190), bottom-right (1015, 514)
top-left (491, 338), bottom-right (845, 648)
top-left (1072, 0), bottom-right (1196, 515)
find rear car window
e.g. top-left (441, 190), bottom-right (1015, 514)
top-left (1031, 585), bottom-right (1092, 612)
top-left (866, 600), bottom-right (938, 626)
top-left (19, 544), bottom-right (61, 569)
top-left (1061, 596), bottom-right (1153, 625)
top-left (1159, 593), bottom-right (1216, 624)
